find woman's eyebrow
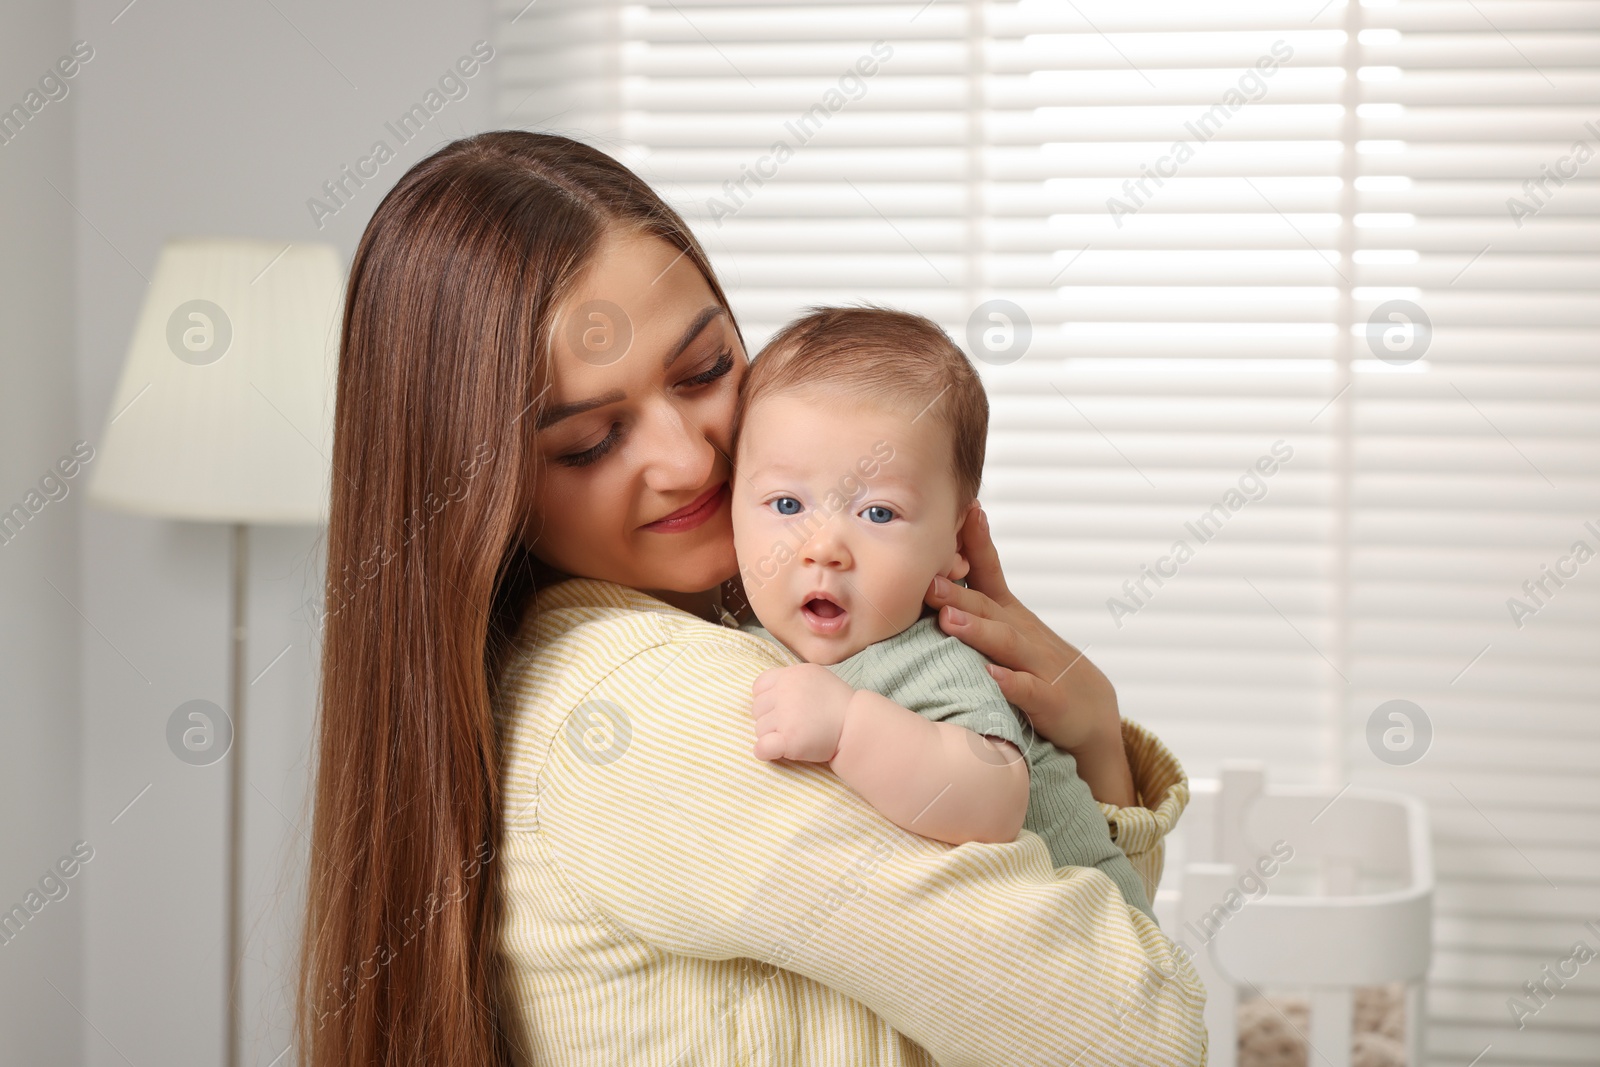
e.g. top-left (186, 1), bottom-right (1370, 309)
top-left (537, 305), bottom-right (727, 431)
top-left (536, 389), bottom-right (625, 430)
top-left (662, 305), bottom-right (726, 369)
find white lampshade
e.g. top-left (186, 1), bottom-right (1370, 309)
top-left (87, 237), bottom-right (344, 524)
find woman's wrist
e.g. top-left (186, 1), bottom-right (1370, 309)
top-left (1068, 719), bottom-right (1136, 808)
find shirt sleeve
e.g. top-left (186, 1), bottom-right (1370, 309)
top-left (829, 616), bottom-right (1029, 751)
top-left (526, 628), bottom-right (1207, 1067)
top-left (1099, 717), bottom-right (1191, 904)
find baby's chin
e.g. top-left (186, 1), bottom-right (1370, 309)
top-left (774, 629), bottom-right (866, 666)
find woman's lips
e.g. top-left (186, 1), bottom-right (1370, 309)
top-left (641, 481), bottom-right (728, 534)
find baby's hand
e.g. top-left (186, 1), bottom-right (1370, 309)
top-left (750, 663), bottom-right (855, 764)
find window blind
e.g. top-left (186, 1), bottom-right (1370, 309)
top-left (494, 2), bottom-right (1600, 1062)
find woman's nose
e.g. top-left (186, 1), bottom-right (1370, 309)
top-left (640, 394), bottom-right (716, 493)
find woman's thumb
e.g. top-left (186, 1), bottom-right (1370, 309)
top-left (962, 504), bottom-right (1011, 602)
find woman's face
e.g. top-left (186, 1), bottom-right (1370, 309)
top-left (525, 226), bottom-right (747, 596)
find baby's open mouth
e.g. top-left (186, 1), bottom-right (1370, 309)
top-left (801, 593), bottom-right (848, 635)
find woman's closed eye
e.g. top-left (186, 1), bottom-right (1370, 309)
top-left (557, 422), bottom-right (621, 468)
top-left (554, 350), bottom-right (734, 468)
top-left (680, 348), bottom-right (733, 388)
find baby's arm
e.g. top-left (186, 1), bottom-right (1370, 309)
top-left (751, 663), bottom-right (1030, 848)
top-left (837, 688), bottom-right (1030, 847)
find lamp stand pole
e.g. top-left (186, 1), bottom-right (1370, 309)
top-left (225, 522), bottom-right (248, 1067)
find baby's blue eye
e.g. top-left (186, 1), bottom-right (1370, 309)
top-left (770, 497), bottom-right (803, 516)
top-left (862, 505), bottom-right (894, 524)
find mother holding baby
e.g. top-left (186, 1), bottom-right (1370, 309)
top-left (295, 131), bottom-right (1208, 1066)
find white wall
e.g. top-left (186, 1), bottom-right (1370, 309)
top-left (65, 1), bottom-right (491, 1063)
top-left (0, 2), bottom-right (86, 1062)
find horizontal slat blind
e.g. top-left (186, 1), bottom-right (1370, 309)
top-left (1342, 3), bottom-right (1600, 1064)
top-left (496, 2), bottom-right (1600, 1063)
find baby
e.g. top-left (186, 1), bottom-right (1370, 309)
top-left (728, 306), bottom-right (1153, 921)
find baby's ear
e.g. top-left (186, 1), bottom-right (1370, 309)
top-left (944, 501), bottom-right (977, 583)
top-left (944, 553), bottom-right (972, 584)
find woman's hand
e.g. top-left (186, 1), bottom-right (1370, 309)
top-left (925, 504), bottom-right (1136, 807)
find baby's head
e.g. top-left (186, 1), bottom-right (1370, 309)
top-left (730, 306), bottom-right (988, 665)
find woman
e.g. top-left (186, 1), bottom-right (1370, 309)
top-left (297, 131), bottom-right (1206, 1066)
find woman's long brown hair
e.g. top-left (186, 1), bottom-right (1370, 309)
top-left (297, 131), bottom-right (733, 1067)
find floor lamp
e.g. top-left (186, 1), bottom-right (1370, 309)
top-left (86, 237), bottom-right (343, 1067)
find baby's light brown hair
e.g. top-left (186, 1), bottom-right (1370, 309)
top-left (732, 306), bottom-right (988, 508)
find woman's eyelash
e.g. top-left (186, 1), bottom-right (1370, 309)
top-left (681, 349), bottom-right (733, 387)
top-left (555, 353), bottom-right (730, 469)
top-left (557, 423), bottom-right (620, 468)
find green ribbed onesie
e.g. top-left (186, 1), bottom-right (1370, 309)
top-left (743, 613), bottom-right (1155, 922)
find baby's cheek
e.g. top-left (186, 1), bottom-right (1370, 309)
top-left (882, 542), bottom-right (943, 619)
top-left (729, 504), bottom-right (763, 567)
top-left (744, 574), bottom-right (785, 626)
top-left (734, 528), bottom-right (790, 623)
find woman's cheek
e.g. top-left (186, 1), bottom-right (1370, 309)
top-left (539, 471), bottom-right (590, 554)
top-left (703, 380), bottom-right (741, 452)
top-left (592, 466), bottom-right (635, 547)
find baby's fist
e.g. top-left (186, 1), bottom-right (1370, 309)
top-left (750, 663), bottom-right (855, 764)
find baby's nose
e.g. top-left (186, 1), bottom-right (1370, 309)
top-left (801, 524), bottom-right (851, 567)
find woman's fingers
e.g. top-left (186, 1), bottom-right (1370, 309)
top-left (936, 602), bottom-right (1033, 674)
top-left (985, 662), bottom-right (1028, 705)
top-left (985, 663), bottom-right (1062, 734)
top-left (956, 503), bottom-right (1014, 607)
top-left (924, 572), bottom-right (1000, 620)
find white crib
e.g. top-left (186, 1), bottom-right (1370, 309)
top-left (1151, 762), bottom-right (1434, 1067)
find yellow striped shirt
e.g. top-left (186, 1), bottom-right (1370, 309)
top-left (493, 577), bottom-right (1208, 1066)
